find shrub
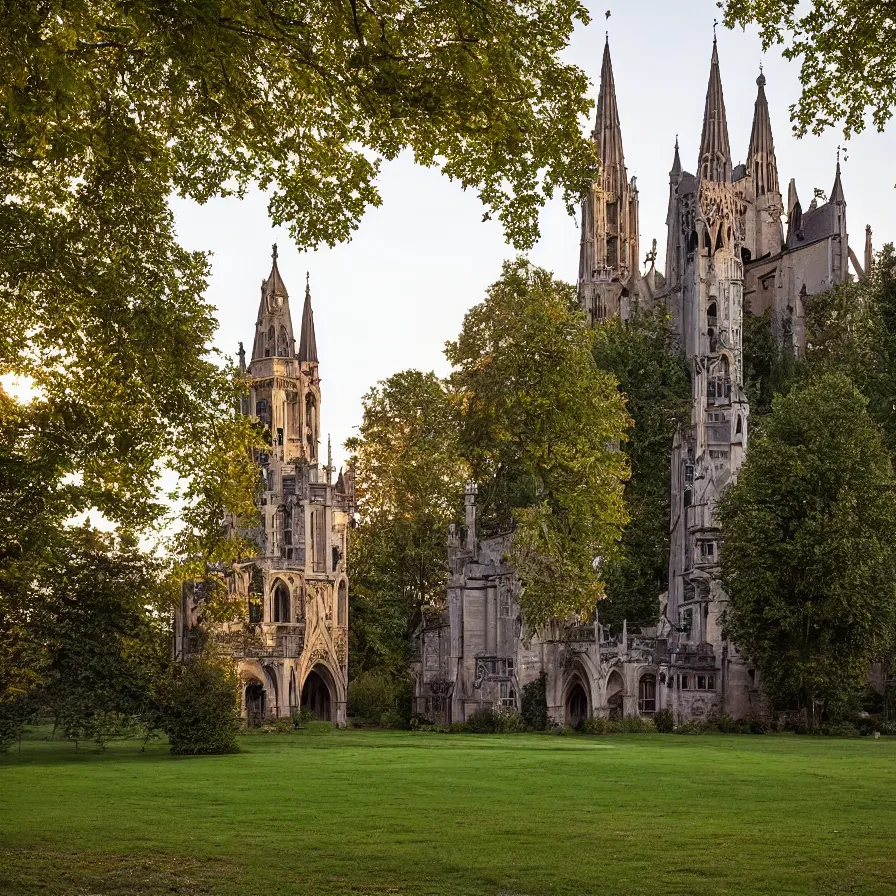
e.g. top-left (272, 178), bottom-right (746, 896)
top-left (347, 672), bottom-right (396, 723)
top-left (462, 707), bottom-right (524, 733)
top-left (380, 709), bottom-right (408, 730)
top-left (464, 709), bottom-right (502, 733)
top-left (521, 671), bottom-right (549, 731)
top-left (578, 716), bottom-right (611, 735)
top-left (578, 715), bottom-right (655, 735)
top-left (155, 658), bottom-right (240, 755)
top-left (653, 708), bottom-right (675, 733)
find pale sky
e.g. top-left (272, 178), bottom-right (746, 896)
top-left (171, 0), bottom-right (896, 474)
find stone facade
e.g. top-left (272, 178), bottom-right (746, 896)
top-left (175, 249), bottom-right (354, 726)
top-left (414, 37), bottom-right (867, 725)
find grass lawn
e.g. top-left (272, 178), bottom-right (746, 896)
top-left (1, 729), bottom-right (895, 896)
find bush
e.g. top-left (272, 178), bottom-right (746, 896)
top-left (463, 707), bottom-right (525, 733)
top-left (521, 671), bottom-right (549, 731)
top-left (578, 715), bottom-right (655, 735)
top-left (155, 658), bottom-right (241, 755)
top-left (348, 671), bottom-right (396, 723)
top-left (653, 708), bottom-right (675, 733)
top-left (380, 709), bottom-right (408, 730)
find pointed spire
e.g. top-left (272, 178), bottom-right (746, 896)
top-left (865, 224), bottom-right (873, 276)
top-left (698, 37), bottom-right (732, 183)
top-left (298, 271), bottom-right (319, 363)
top-left (251, 245), bottom-right (295, 362)
top-left (670, 135), bottom-right (681, 179)
top-left (747, 68), bottom-right (779, 195)
top-left (830, 157), bottom-right (845, 204)
top-left (593, 36), bottom-right (626, 195)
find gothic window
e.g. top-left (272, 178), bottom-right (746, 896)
top-left (498, 578), bottom-right (512, 618)
top-left (279, 326), bottom-right (290, 357)
top-left (312, 509), bottom-right (326, 573)
top-left (337, 581), bottom-right (347, 626)
top-left (638, 675), bottom-right (656, 714)
top-left (272, 581), bottom-right (290, 623)
top-left (680, 674), bottom-right (689, 690)
top-left (267, 325), bottom-right (275, 357)
top-left (707, 301), bottom-right (717, 330)
top-left (248, 598), bottom-right (263, 624)
top-left (736, 415), bottom-right (743, 435)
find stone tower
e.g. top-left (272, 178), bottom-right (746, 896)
top-left (176, 248), bottom-right (355, 726)
top-left (662, 39), bottom-right (754, 719)
top-left (578, 38), bottom-right (642, 324)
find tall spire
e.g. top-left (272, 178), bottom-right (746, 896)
top-left (594, 36), bottom-right (625, 195)
top-left (670, 135), bottom-right (682, 179)
top-left (698, 37), bottom-right (732, 183)
top-left (830, 157), bottom-right (845, 204)
top-left (251, 244), bottom-right (295, 363)
top-left (298, 271), bottom-right (319, 363)
top-left (747, 68), bottom-right (779, 195)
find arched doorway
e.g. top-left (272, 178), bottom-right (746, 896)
top-left (566, 679), bottom-right (589, 728)
top-left (245, 680), bottom-right (266, 727)
top-left (302, 666), bottom-right (334, 721)
top-left (606, 670), bottom-right (624, 719)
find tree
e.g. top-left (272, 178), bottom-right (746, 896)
top-left (154, 656), bottom-right (241, 755)
top-left (35, 526), bottom-right (169, 738)
top-left (2, 0), bottom-right (596, 644)
top-left (803, 244), bottom-right (896, 453)
top-left (718, 372), bottom-right (896, 722)
top-left (723, 0), bottom-right (896, 137)
top-left (446, 260), bottom-right (630, 625)
top-left (741, 307), bottom-right (794, 419)
top-left (346, 370), bottom-right (467, 679)
top-left (591, 307), bottom-right (691, 629)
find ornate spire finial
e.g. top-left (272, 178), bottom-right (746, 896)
top-left (713, 19), bottom-right (718, 41)
top-left (272, 243), bottom-right (278, 261)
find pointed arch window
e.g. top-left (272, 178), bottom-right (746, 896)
top-left (272, 581), bottom-right (290, 623)
top-left (337, 581), bottom-right (347, 626)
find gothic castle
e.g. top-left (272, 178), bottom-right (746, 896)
top-left (176, 251), bottom-right (355, 726)
top-left (412, 36), bottom-right (874, 725)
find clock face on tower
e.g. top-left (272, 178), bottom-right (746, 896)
top-left (268, 292), bottom-right (283, 313)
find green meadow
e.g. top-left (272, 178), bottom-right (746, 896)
top-left (2, 729), bottom-right (895, 896)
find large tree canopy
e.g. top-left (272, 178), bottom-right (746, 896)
top-left (723, 0), bottom-right (896, 137)
top-left (718, 372), bottom-right (896, 720)
top-left (346, 370), bottom-right (467, 678)
top-left (446, 259), bottom-right (630, 625)
top-left (0, 0), bottom-right (597, 537)
top-left (591, 307), bottom-right (691, 629)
